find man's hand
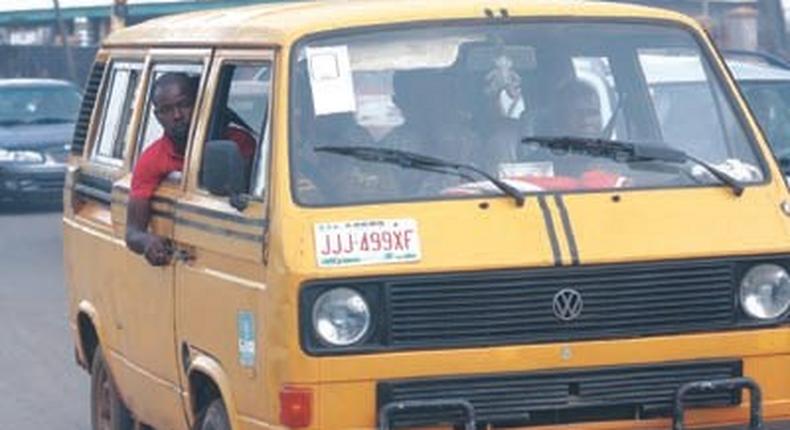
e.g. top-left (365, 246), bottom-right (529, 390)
top-left (143, 235), bottom-right (173, 266)
top-left (126, 196), bottom-right (173, 267)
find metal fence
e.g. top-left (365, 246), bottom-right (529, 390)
top-left (0, 45), bottom-right (97, 86)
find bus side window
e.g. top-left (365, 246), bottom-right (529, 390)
top-left (133, 63), bottom-right (204, 171)
top-left (201, 62), bottom-right (272, 197)
top-left (92, 62), bottom-right (142, 165)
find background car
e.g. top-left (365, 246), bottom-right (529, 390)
top-left (577, 52), bottom-right (790, 177)
top-left (725, 55), bottom-right (790, 170)
top-left (0, 79), bottom-right (80, 204)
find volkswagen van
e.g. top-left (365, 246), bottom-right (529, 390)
top-left (63, 1), bottom-right (790, 429)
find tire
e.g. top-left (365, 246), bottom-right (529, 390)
top-left (197, 399), bottom-right (230, 430)
top-left (90, 348), bottom-right (134, 430)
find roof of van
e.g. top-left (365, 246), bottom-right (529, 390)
top-left (103, 0), bottom-right (698, 47)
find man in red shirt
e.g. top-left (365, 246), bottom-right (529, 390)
top-left (126, 73), bottom-right (255, 266)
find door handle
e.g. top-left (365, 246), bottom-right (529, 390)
top-left (173, 247), bottom-right (195, 264)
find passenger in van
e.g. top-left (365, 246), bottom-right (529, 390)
top-left (550, 79), bottom-right (603, 140)
top-left (125, 73), bottom-right (256, 266)
top-left (380, 70), bottom-right (434, 153)
top-left (500, 79), bottom-right (626, 190)
top-left (382, 69), bottom-right (487, 194)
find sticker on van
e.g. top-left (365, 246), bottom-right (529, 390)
top-left (314, 219), bottom-right (421, 267)
top-left (305, 45), bottom-right (357, 116)
top-left (237, 311), bottom-right (256, 368)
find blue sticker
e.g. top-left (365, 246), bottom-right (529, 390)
top-left (237, 311), bottom-right (256, 368)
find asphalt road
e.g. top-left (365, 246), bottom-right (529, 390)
top-left (0, 205), bottom-right (89, 429)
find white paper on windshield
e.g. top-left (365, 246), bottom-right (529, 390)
top-left (499, 162), bottom-right (554, 179)
top-left (314, 219), bottom-right (421, 268)
top-left (306, 46), bottom-right (357, 116)
top-left (691, 159), bottom-right (763, 182)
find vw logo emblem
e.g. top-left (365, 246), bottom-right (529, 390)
top-left (553, 288), bottom-right (583, 321)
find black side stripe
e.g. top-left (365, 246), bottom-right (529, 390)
top-left (152, 209), bottom-right (173, 219)
top-left (554, 195), bottom-right (579, 266)
top-left (108, 199), bottom-right (261, 243)
top-left (75, 184), bottom-right (111, 206)
top-left (75, 173), bottom-right (113, 206)
top-left (110, 198), bottom-right (172, 217)
top-left (175, 217), bottom-right (264, 242)
top-left (114, 188), bottom-right (264, 227)
top-left (114, 187), bottom-right (176, 206)
top-left (537, 196), bottom-right (562, 266)
top-left (78, 174), bottom-right (113, 193)
top-left (175, 203), bottom-right (267, 227)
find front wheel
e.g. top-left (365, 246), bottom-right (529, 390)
top-left (90, 348), bottom-right (134, 430)
top-left (197, 399), bottom-right (231, 430)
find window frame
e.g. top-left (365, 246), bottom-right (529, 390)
top-left (188, 50), bottom-right (275, 203)
top-left (133, 61), bottom-right (207, 168)
top-left (90, 60), bottom-right (144, 167)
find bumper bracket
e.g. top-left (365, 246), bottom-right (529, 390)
top-left (673, 377), bottom-right (763, 430)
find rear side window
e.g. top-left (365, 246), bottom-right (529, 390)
top-left (92, 62), bottom-right (142, 164)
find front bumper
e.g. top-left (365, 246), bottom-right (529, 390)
top-left (303, 327), bottom-right (790, 430)
top-left (0, 162), bottom-right (65, 202)
top-left (379, 377), bottom-right (771, 430)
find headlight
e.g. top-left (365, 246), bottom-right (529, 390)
top-left (0, 148), bottom-right (45, 164)
top-left (312, 287), bottom-right (371, 346)
top-left (740, 264), bottom-right (790, 320)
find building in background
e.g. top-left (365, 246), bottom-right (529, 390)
top-left (4, 0), bottom-right (790, 83)
top-left (609, 0), bottom-right (789, 60)
top-left (0, 0), bottom-right (283, 82)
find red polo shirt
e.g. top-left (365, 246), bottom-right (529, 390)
top-left (130, 127), bottom-right (256, 199)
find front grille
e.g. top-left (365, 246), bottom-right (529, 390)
top-left (377, 360), bottom-right (742, 428)
top-left (387, 260), bottom-right (736, 348)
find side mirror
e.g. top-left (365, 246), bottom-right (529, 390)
top-left (201, 139), bottom-right (246, 198)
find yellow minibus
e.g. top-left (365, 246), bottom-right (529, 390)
top-left (64, 1), bottom-right (790, 429)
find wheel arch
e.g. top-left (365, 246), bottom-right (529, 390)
top-left (76, 300), bottom-right (101, 371)
top-left (187, 353), bottom-right (241, 430)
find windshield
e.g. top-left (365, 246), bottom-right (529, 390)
top-left (291, 22), bottom-right (764, 206)
top-left (739, 81), bottom-right (790, 163)
top-left (0, 84), bottom-right (81, 125)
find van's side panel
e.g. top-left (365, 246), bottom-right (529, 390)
top-left (107, 48), bottom-right (214, 430)
top-left (173, 48), bottom-right (274, 427)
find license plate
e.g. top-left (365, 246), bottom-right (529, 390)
top-left (314, 219), bottom-right (421, 268)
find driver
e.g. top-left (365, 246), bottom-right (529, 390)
top-left (551, 79), bottom-right (602, 140)
top-left (520, 79), bottom-right (627, 189)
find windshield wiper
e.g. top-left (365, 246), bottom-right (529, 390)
top-left (521, 135), bottom-right (744, 196)
top-left (314, 145), bottom-right (525, 207)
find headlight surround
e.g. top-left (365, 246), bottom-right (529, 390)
top-left (740, 264), bottom-right (790, 320)
top-left (0, 148), bottom-right (45, 164)
top-left (312, 287), bottom-right (371, 346)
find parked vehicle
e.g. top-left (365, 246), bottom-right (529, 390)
top-left (64, 1), bottom-right (790, 430)
top-left (0, 79), bottom-right (79, 203)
